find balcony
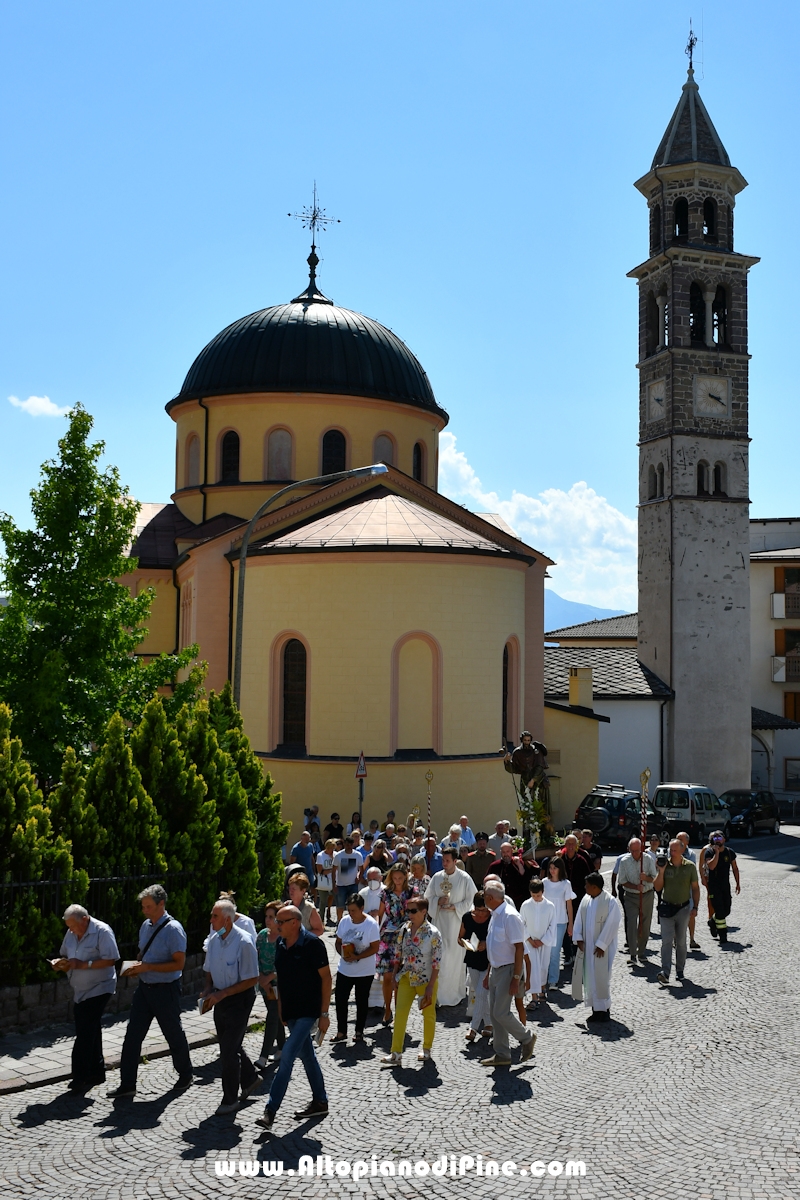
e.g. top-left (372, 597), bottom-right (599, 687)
top-left (772, 592), bottom-right (800, 617)
top-left (773, 655), bottom-right (800, 683)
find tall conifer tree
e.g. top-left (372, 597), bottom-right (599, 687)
top-left (49, 747), bottom-right (103, 872)
top-left (131, 697), bottom-right (223, 926)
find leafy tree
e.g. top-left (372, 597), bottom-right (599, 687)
top-left (0, 404), bottom-right (203, 785)
top-left (180, 700), bottom-right (259, 912)
top-left (209, 682), bottom-right (289, 902)
top-left (0, 704), bottom-right (87, 984)
top-left (48, 747), bottom-right (103, 871)
top-left (130, 696), bottom-right (224, 927)
top-left (83, 712), bottom-right (165, 875)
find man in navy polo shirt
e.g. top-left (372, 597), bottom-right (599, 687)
top-left (255, 905), bottom-right (331, 1130)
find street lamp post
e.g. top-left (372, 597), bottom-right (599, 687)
top-left (232, 463), bottom-right (389, 710)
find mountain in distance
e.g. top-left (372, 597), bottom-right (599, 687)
top-left (544, 589), bottom-right (628, 632)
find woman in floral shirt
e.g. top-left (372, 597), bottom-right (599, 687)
top-left (381, 897), bottom-right (442, 1067)
top-left (377, 864), bottom-right (411, 1025)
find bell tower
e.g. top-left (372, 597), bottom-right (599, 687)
top-left (628, 61), bottom-right (759, 792)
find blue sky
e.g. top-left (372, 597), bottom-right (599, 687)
top-left (1, 1), bottom-right (795, 609)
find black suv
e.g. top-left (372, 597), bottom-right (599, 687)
top-left (573, 785), bottom-right (669, 849)
top-left (718, 790), bottom-right (781, 838)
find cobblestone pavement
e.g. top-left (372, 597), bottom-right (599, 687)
top-left (2, 833), bottom-right (800, 1200)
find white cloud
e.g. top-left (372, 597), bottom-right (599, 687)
top-left (438, 431), bottom-right (637, 610)
top-left (8, 394), bottom-right (71, 418)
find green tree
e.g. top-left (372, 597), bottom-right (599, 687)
top-left (209, 682), bottom-right (289, 902)
top-left (0, 704), bottom-right (87, 984)
top-left (48, 747), bottom-right (103, 871)
top-left (130, 697), bottom-right (224, 927)
top-left (0, 404), bottom-right (203, 785)
top-left (83, 712), bottom-right (165, 875)
top-left (181, 700), bottom-right (259, 912)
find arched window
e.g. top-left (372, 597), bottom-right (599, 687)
top-left (220, 431), bottom-right (240, 483)
top-left (713, 462), bottom-right (727, 496)
top-left (673, 197), bottom-right (689, 241)
top-left (321, 429), bottom-right (346, 475)
top-left (281, 638), bottom-right (307, 751)
top-left (413, 441), bottom-right (425, 484)
top-left (697, 461), bottom-right (710, 496)
top-left (186, 434), bottom-right (200, 487)
top-left (647, 465), bottom-right (658, 501)
top-left (657, 463), bottom-right (665, 498)
top-left (703, 198), bottom-right (717, 240)
top-left (373, 434), bottom-right (394, 466)
top-left (267, 429), bottom-right (293, 480)
top-left (713, 285), bottom-right (728, 346)
top-left (645, 292), bottom-right (659, 356)
top-left (649, 204), bottom-right (662, 256)
top-left (689, 282), bottom-right (706, 345)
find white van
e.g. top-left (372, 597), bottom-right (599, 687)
top-left (651, 783), bottom-right (733, 845)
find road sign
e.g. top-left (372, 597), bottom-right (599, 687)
top-left (355, 752), bottom-right (367, 779)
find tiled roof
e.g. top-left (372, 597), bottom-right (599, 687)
top-left (544, 647), bottom-right (672, 700)
top-left (545, 613), bottom-right (638, 640)
top-left (751, 707), bottom-right (800, 731)
top-left (256, 493), bottom-right (520, 554)
top-left (130, 504), bottom-right (242, 569)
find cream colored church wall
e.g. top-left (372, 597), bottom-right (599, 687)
top-left (543, 706), bottom-right (600, 831)
top-left (170, 392), bottom-right (443, 521)
top-left (236, 552), bottom-right (527, 760)
top-left (266, 755), bottom-right (518, 850)
top-left (123, 569), bottom-right (177, 656)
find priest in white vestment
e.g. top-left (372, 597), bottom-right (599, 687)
top-left (425, 847), bottom-right (476, 1005)
top-left (571, 872), bottom-right (621, 1023)
top-left (519, 879), bottom-right (557, 997)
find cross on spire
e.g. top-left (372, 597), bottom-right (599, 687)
top-left (685, 21), bottom-right (697, 71)
top-left (289, 182), bottom-right (340, 252)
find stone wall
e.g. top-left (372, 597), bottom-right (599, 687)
top-left (0, 952), bottom-right (206, 1035)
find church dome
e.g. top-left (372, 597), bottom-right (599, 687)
top-left (168, 252), bottom-right (447, 422)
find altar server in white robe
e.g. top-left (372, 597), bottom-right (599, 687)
top-left (519, 878), bottom-right (557, 1000)
top-left (425, 848), bottom-right (476, 1006)
top-left (571, 872), bottom-right (621, 1023)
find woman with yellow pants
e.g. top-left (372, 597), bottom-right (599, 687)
top-left (381, 897), bottom-right (442, 1067)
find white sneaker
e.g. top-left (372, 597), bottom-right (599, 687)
top-left (380, 1052), bottom-right (402, 1069)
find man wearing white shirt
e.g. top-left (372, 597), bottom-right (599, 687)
top-left (481, 881), bottom-right (536, 1066)
top-left (617, 838), bottom-right (657, 964)
top-left (201, 898), bottom-right (260, 1115)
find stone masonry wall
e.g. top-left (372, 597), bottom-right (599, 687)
top-left (0, 952), bottom-right (206, 1035)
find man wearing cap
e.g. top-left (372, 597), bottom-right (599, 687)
top-left (466, 832), bottom-right (496, 888)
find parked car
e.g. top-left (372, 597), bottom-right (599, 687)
top-left (651, 783), bottom-right (732, 844)
top-left (573, 785), bottom-right (669, 849)
top-left (718, 789), bottom-right (781, 838)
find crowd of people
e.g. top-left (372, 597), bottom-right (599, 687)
top-left (50, 807), bottom-right (742, 1129)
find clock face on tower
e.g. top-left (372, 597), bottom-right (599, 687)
top-left (646, 378), bottom-right (666, 422)
top-left (693, 374), bottom-right (731, 419)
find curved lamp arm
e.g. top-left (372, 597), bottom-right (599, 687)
top-left (232, 463), bottom-right (388, 708)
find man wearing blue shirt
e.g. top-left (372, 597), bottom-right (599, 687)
top-left (290, 830), bottom-right (317, 886)
top-left (55, 904), bottom-right (119, 1094)
top-left (201, 898), bottom-right (261, 1115)
top-left (110, 885), bottom-right (193, 1098)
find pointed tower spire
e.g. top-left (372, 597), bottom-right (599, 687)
top-left (651, 35), bottom-right (731, 169)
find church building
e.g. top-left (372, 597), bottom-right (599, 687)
top-left (128, 245), bottom-right (555, 833)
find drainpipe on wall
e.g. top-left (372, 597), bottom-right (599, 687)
top-left (198, 397), bottom-right (210, 524)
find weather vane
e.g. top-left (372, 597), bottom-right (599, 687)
top-left (288, 182), bottom-right (340, 250)
top-left (685, 20), bottom-right (697, 70)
